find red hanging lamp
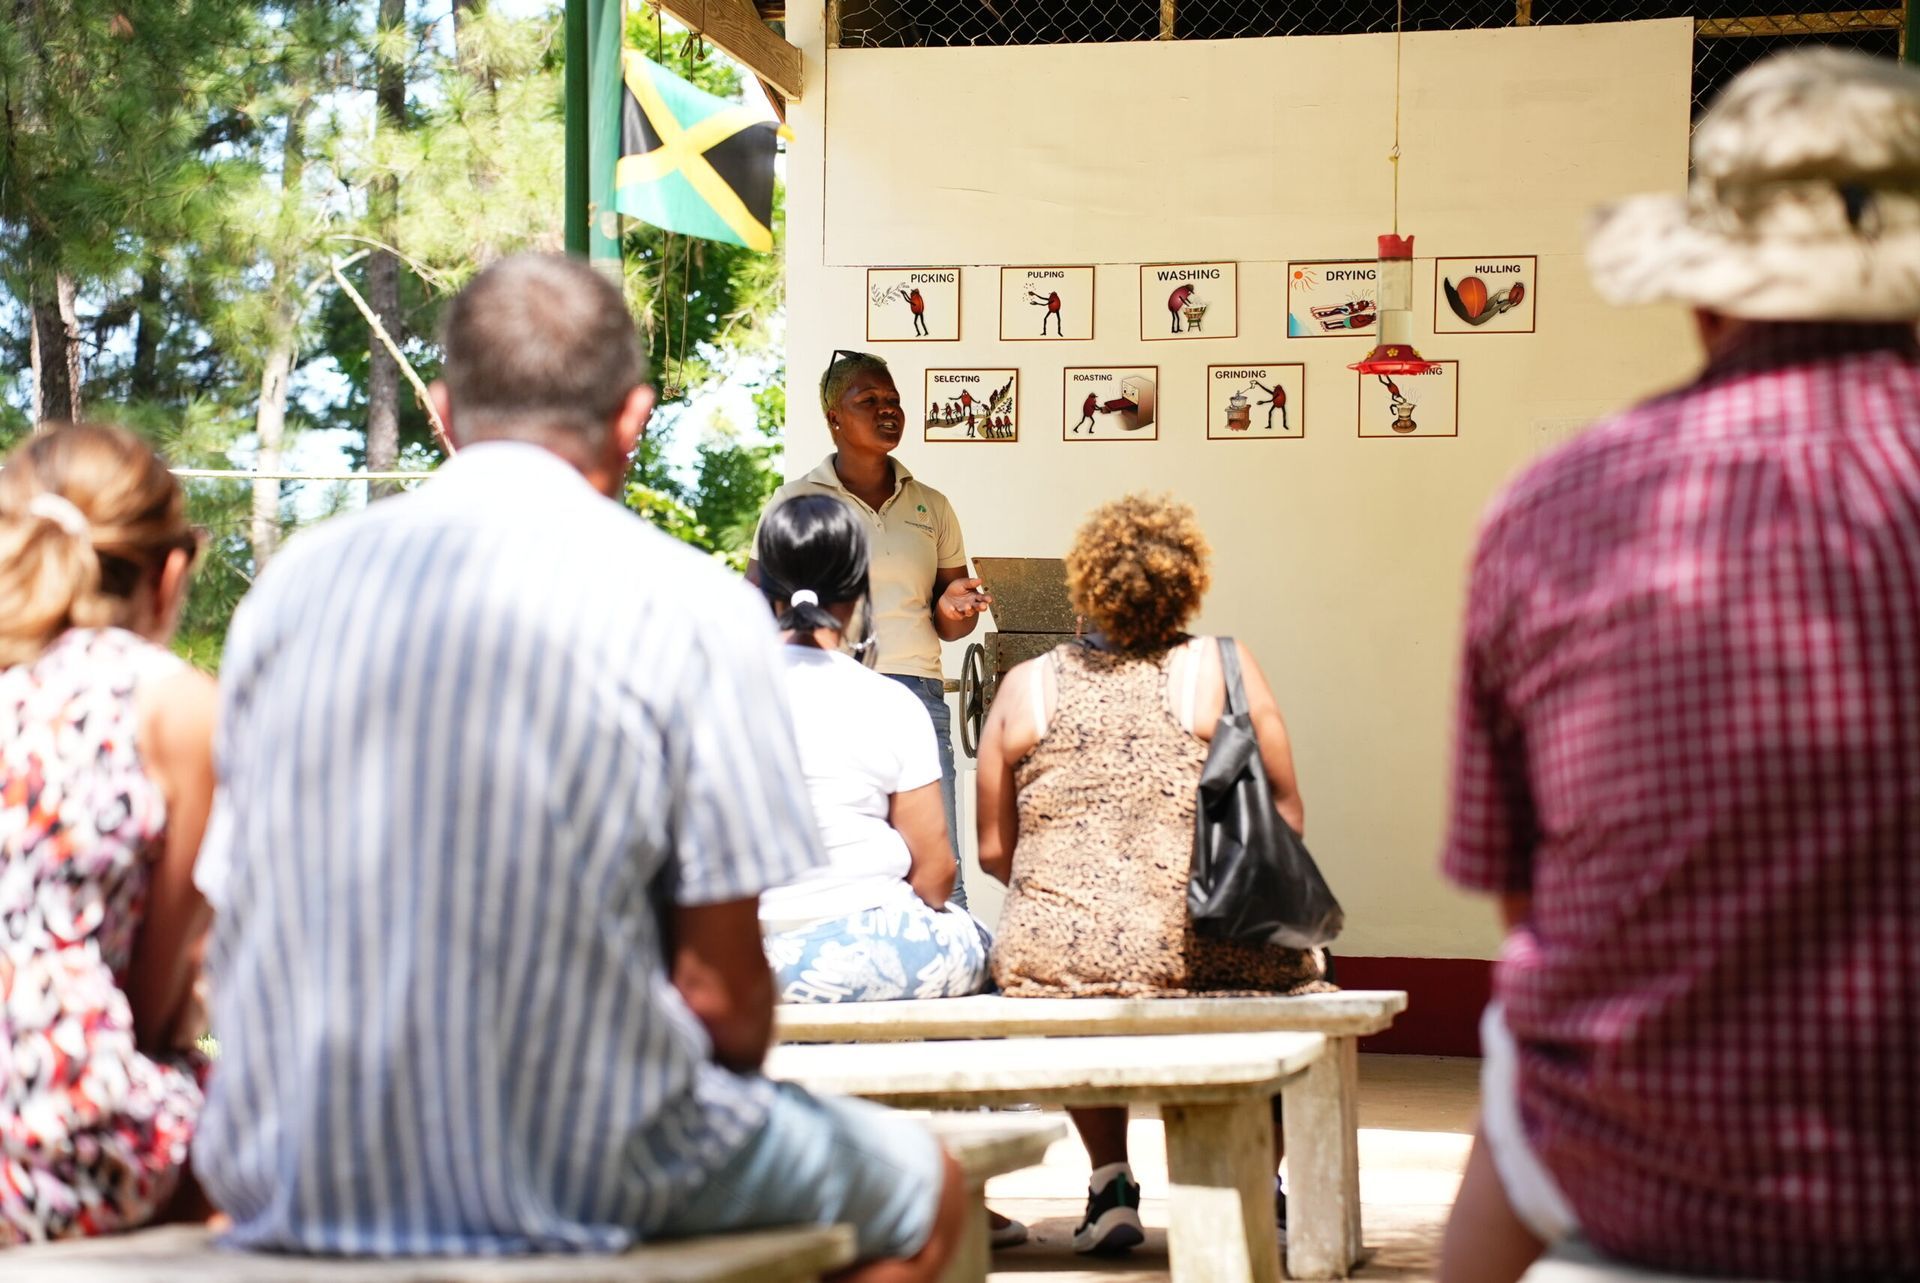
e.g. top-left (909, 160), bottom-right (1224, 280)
top-left (1351, 1), bottom-right (1439, 379)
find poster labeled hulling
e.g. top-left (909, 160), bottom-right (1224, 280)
top-left (1064, 367), bottom-right (1158, 441)
top-left (1000, 266), bottom-right (1094, 340)
top-left (1435, 256), bottom-right (1537, 333)
top-left (1207, 364), bottom-right (1304, 439)
top-left (867, 267), bottom-right (961, 342)
top-left (924, 369), bottom-right (1018, 441)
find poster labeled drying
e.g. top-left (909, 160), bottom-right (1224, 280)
top-left (1000, 266), bottom-right (1094, 340)
top-left (924, 369), bottom-right (1017, 441)
top-left (1287, 260), bottom-right (1379, 338)
top-left (1064, 367), bottom-right (1158, 441)
top-left (1357, 361), bottom-right (1458, 438)
top-left (867, 267), bottom-right (961, 342)
top-left (1435, 256), bottom-right (1536, 333)
top-left (1207, 363), bottom-right (1304, 440)
top-left (1139, 263), bottom-right (1237, 340)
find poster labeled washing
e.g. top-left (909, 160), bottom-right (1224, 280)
top-left (924, 369), bottom-right (1017, 441)
top-left (867, 267), bottom-right (961, 342)
top-left (1435, 256), bottom-right (1537, 333)
top-left (1287, 260), bottom-right (1379, 338)
top-left (1139, 264), bottom-right (1237, 340)
top-left (1000, 266), bottom-right (1094, 340)
top-left (1064, 367), bottom-right (1158, 440)
top-left (1207, 364), bottom-right (1304, 440)
top-left (1357, 361), bottom-right (1459, 438)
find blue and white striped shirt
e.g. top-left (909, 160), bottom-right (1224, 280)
top-left (194, 442), bottom-right (824, 1254)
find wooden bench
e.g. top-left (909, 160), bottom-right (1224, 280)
top-left (768, 1030), bottom-right (1326, 1283)
top-left (776, 989), bottom-right (1407, 1279)
top-left (4, 1119), bottom-right (1062, 1283)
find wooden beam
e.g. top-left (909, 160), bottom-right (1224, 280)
top-left (657, 0), bottom-right (804, 99)
top-left (1696, 9), bottom-right (1902, 37)
top-left (1514, 0), bottom-right (1532, 25)
top-left (1160, 0), bottom-right (1176, 39)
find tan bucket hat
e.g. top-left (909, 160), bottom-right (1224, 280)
top-left (1587, 49), bottom-right (1920, 320)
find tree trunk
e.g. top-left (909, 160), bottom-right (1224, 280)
top-left (130, 267), bottom-right (165, 401)
top-left (250, 339), bottom-right (293, 569)
top-left (366, 0), bottom-right (408, 500)
top-left (29, 274), bottom-right (83, 426)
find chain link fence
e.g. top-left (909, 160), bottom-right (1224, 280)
top-left (831, 1), bottom-right (1906, 117)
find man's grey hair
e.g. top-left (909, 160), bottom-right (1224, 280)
top-left (819, 350), bottom-right (891, 418)
top-left (441, 254), bottom-right (646, 447)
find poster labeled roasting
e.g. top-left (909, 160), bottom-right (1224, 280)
top-left (924, 369), bottom-right (1017, 441)
top-left (1064, 367), bottom-right (1158, 440)
top-left (1207, 363), bottom-right (1304, 439)
top-left (1435, 256), bottom-right (1537, 333)
top-left (1139, 263), bottom-right (1237, 340)
top-left (1357, 361), bottom-right (1459, 438)
top-left (866, 267), bottom-right (961, 342)
top-left (1000, 266), bottom-right (1095, 340)
top-left (1287, 260), bottom-right (1379, 338)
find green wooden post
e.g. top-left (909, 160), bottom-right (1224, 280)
top-left (564, 0), bottom-right (623, 265)
top-left (564, 0), bottom-right (588, 256)
top-left (1906, 0), bottom-right (1915, 64)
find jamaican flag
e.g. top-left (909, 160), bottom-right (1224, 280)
top-left (614, 52), bottom-right (778, 252)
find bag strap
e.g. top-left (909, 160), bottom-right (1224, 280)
top-left (1217, 636), bottom-right (1250, 716)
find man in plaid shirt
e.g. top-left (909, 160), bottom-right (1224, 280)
top-left (1438, 51), bottom-right (1920, 1283)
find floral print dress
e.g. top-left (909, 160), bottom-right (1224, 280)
top-left (0, 628), bottom-right (204, 1245)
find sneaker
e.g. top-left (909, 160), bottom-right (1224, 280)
top-left (1073, 1163), bottom-right (1144, 1255)
top-left (988, 1210), bottom-right (1029, 1249)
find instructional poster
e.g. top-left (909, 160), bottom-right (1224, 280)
top-left (867, 267), bottom-right (961, 342)
top-left (1064, 367), bottom-right (1158, 441)
top-left (1287, 260), bottom-right (1378, 339)
top-left (1357, 361), bottom-right (1459, 438)
top-left (924, 369), bottom-right (1017, 441)
top-left (1207, 363), bottom-right (1305, 440)
top-left (1139, 263), bottom-right (1238, 340)
top-left (1435, 256), bottom-right (1537, 333)
top-left (1000, 266), bottom-right (1095, 340)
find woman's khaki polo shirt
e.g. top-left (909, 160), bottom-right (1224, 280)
top-left (760, 455), bottom-right (967, 680)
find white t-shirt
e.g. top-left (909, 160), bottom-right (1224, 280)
top-left (759, 646), bottom-right (943, 931)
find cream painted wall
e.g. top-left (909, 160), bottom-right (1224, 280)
top-left (783, 16), bottom-right (1701, 959)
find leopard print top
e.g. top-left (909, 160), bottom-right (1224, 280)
top-left (990, 642), bottom-right (1325, 997)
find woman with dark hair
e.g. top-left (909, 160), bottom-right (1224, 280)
top-left (753, 495), bottom-right (991, 1004)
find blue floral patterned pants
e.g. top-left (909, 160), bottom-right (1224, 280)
top-left (766, 899), bottom-right (993, 1004)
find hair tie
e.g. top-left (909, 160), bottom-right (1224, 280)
top-left (27, 494), bottom-right (90, 540)
top-left (790, 589), bottom-right (820, 607)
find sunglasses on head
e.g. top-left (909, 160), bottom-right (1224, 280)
top-left (828, 348), bottom-right (875, 369)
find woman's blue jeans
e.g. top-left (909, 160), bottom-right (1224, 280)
top-left (884, 674), bottom-right (966, 909)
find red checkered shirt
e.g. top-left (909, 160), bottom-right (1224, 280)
top-left (1443, 323), bottom-right (1920, 1281)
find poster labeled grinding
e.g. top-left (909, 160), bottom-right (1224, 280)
top-left (1208, 364), bottom-right (1304, 439)
top-left (867, 268), bottom-right (961, 342)
top-left (1000, 266), bottom-right (1095, 340)
top-left (1139, 263), bottom-right (1237, 340)
top-left (1435, 256), bottom-right (1537, 333)
top-left (1064, 367), bottom-right (1158, 441)
top-left (924, 370), bottom-right (1017, 441)
top-left (1287, 260), bottom-right (1378, 338)
top-left (1357, 361), bottom-right (1459, 438)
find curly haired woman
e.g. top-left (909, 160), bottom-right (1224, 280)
top-left (975, 493), bottom-right (1326, 1256)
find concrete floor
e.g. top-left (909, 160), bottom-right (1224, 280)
top-left (982, 1054), bottom-right (1480, 1282)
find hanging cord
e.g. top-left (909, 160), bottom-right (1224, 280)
top-left (656, 231), bottom-right (678, 397)
top-left (1391, 0), bottom-right (1404, 233)
top-left (675, 239), bottom-right (694, 390)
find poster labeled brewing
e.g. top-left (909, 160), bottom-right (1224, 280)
top-left (1139, 263), bottom-right (1237, 341)
top-left (1000, 266), bottom-right (1094, 340)
top-left (1357, 361), bottom-right (1459, 438)
top-left (1064, 367), bottom-right (1158, 441)
top-left (1286, 260), bottom-right (1379, 338)
top-left (1435, 256), bottom-right (1537, 333)
top-left (1207, 364), bottom-right (1304, 440)
top-left (866, 267), bottom-right (961, 342)
top-left (924, 369), bottom-right (1017, 441)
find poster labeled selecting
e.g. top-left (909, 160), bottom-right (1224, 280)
top-left (1208, 363), bottom-right (1304, 440)
top-left (1358, 361), bottom-right (1459, 438)
top-left (1140, 263), bottom-right (1237, 340)
top-left (1436, 256), bottom-right (1537, 333)
top-left (1287, 260), bottom-right (1378, 338)
top-left (1000, 266), bottom-right (1094, 341)
top-left (1064, 367), bottom-right (1158, 441)
top-left (924, 369), bottom-right (1017, 442)
top-left (867, 267), bottom-right (961, 342)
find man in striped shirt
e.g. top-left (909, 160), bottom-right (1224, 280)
top-left (192, 255), bottom-right (965, 1277)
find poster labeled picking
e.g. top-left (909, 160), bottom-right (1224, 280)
top-left (1287, 260), bottom-right (1379, 338)
top-left (1139, 263), bottom-right (1237, 340)
top-left (1064, 367), bottom-right (1158, 441)
top-left (1000, 266), bottom-right (1094, 340)
top-left (924, 369), bottom-right (1017, 441)
top-left (867, 268), bottom-right (961, 342)
top-left (1435, 256), bottom-right (1537, 333)
top-left (1207, 363), bottom-right (1304, 439)
top-left (1357, 361), bottom-right (1459, 438)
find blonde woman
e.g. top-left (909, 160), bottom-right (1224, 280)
top-left (0, 424), bottom-right (215, 1245)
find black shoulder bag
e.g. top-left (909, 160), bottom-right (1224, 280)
top-left (1189, 636), bottom-right (1344, 950)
